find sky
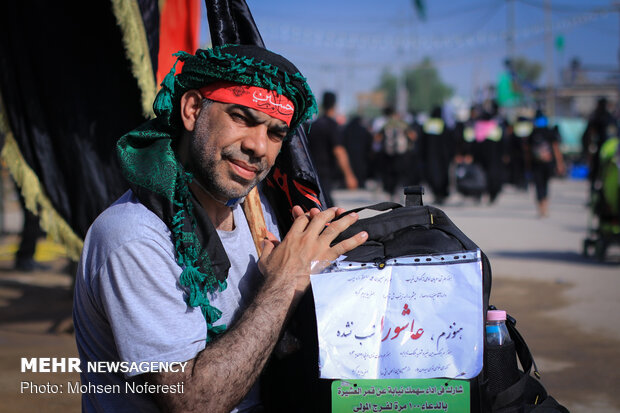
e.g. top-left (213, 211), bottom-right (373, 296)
top-left (201, 0), bottom-right (619, 114)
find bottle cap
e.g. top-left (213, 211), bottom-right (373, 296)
top-left (487, 310), bottom-right (507, 321)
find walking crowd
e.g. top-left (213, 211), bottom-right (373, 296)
top-left (307, 92), bottom-right (618, 219)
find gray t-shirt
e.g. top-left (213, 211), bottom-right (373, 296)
top-left (73, 190), bottom-right (280, 412)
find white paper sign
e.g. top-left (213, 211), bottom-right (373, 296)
top-left (310, 250), bottom-right (484, 380)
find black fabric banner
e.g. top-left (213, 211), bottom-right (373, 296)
top-left (0, 0), bottom-right (160, 242)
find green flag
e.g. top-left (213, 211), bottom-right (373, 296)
top-left (412, 0), bottom-right (426, 20)
top-left (555, 35), bottom-right (565, 52)
top-left (497, 71), bottom-right (520, 107)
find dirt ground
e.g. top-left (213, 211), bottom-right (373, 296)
top-left (0, 250), bottom-right (81, 413)
top-left (490, 277), bottom-right (620, 412)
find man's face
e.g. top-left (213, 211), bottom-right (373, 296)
top-left (188, 100), bottom-right (289, 201)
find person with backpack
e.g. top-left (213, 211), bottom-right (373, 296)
top-left (454, 105), bottom-right (487, 202)
top-left (525, 110), bottom-right (566, 217)
top-left (72, 44), bottom-right (368, 413)
top-left (471, 102), bottom-right (509, 205)
top-left (376, 107), bottom-right (418, 202)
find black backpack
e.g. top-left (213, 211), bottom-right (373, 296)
top-left (261, 187), bottom-right (568, 413)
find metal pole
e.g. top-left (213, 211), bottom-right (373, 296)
top-left (507, 0), bottom-right (515, 60)
top-left (617, 2), bottom-right (620, 104)
top-left (545, 0), bottom-right (555, 117)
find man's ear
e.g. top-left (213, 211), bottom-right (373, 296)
top-left (180, 90), bottom-right (204, 132)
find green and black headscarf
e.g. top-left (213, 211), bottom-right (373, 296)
top-left (117, 44), bottom-right (317, 342)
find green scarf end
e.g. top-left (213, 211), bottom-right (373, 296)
top-left (206, 324), bottom-right (227, 343)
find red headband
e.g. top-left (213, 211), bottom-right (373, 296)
top-left (199, 81), bottom-right (295, 126)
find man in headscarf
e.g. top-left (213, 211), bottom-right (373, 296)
top-left (72, 44), bottom-right (368, 413)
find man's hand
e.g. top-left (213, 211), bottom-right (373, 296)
top-left (259, 206), bottom-right (367, 293)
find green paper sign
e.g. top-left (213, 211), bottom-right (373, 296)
top-left (332, 379), bottom-right (470, 412)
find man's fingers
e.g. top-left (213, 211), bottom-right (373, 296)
top-left (289, 206), bottom-right (325, 234)
top-left (258, 239), bottom-right (276, 274)
top-left (291, 205), bottom-right (305, 219)
top-left (259, 239), bottom-right (276, 260)
top-left (305, 207), bottom-right (339, 234)
top-left (328, 231), bottom-right (368, 260)
top-left (289, 208), bottom-right (312, 233)
top-left (319, 211), bottom-right (359, 242)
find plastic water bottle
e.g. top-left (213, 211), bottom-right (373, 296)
top-left (486, 310), bottom-right (512, 346)
top-left (485, 309), bottom-right (522, 411)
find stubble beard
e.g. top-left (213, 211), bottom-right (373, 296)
top-left (189, 112), bottom-right (270, 201)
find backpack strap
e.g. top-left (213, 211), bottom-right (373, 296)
top-left (335, 202), bottom-right (403, 219)
top-left (506, 315), bottom-right (539, 379)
